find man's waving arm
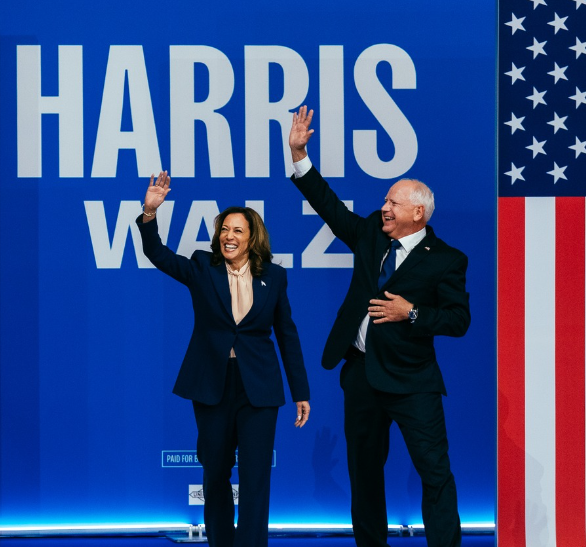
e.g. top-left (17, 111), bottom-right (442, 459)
top-left (288, 106), bottom-right (366, 250)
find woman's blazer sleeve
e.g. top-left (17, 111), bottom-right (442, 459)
top-left (271, 266), bottom-right (310, 403)
top-left (136, 215), bottom-right (197, 285)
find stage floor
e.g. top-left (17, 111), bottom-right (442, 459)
top-left (0, 534), bottom-right (495, 546)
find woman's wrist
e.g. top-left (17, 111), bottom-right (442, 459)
top-left (141, 204), bottom-right (157, 222)
top-left (142, 204), bottom-right (157, 217)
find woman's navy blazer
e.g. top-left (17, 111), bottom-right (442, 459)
top-left (137, 216), bottom-right (310, 407)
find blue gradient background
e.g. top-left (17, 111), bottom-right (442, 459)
top-left (0, 0), bottom-right (495, 527)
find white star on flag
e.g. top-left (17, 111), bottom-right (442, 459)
top-left (569, 87), bottom-right (586, 107)
top-left (569, 37), bottom-right (586, 58)
top-left (526, 87), bottom-right (547, 108)
top-left (548, 13), bottom-right (569, 33)
top-left (547, 62), bottom-right (568, 83)
top-left (505, 162), bottom-right (526, 184)
top-left (506, 13), bottom-right (526, 33)
top-left (573, 0), bottom-right (586, 8)
top-left (547, 161), bottom-right (568, 182)
top-left (569, 137), bottom-right (586, 157)
top-left (527, 37), bottom-right (547, 58)
top-left (547, 112), bottom-right (568, 133)
top-left (526, 136), bottom-right (547, 158)
top-left (505, 112), bottom-right (526, 133)
top-left (506, 63), bottom-right (526, 83)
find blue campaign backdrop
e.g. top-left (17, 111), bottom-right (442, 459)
top-left (0, 0), bottom-right (495, 528)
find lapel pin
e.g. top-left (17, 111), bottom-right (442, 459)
top-left (425, 247), bottom-right (430, 251)
top-left (261, 281), bottom-right (266, 287)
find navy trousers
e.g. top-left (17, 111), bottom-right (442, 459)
top-left (192, 359), bottom-right (279, 547)
top-left (340, 352), bottom-right (461, 547)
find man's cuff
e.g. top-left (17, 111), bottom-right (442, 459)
top-left (292, 155), bottom-right (312, 178)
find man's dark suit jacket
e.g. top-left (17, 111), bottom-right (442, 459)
top-left (292, 167), bottom-right (471, 395)
top-left (137, 216), bottom-right (310, 407)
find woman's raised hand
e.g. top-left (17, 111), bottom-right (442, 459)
top-left (143, 171), bottom-right (171, 216)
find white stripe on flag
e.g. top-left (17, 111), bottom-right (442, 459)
top-left (525, 197), bottom-right (556, 547)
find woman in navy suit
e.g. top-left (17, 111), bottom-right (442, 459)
top-left (137, 171), bottom-right (311, 547)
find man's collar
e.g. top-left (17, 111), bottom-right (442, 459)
top-left (396, 226), bottom-right (427, 253)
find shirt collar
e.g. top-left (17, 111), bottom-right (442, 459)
top-left (396, 226), bottom-right (427, 254)
top-left (226, 260), bottom-right (250, 276)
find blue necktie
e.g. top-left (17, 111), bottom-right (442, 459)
top-left (377, 240), bottom-right (402, 289)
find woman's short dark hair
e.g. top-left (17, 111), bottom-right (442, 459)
top-left (210, 206), bottom-right (273, 277)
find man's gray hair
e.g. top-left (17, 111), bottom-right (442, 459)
top-left (406, 179), bottom-right (435, 222)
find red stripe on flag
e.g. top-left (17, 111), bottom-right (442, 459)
top-left (497, 197), bottom-right (526, 546)
top-left (555, 197), bottom-right (586, 547)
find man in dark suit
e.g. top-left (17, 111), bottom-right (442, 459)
top-left (288, 107), bottom-right (470, 547)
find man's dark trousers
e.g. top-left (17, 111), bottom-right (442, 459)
top-left (341, 351), bottom-right (461, 547)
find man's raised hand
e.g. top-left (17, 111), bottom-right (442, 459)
top-left (289, 106), bottom-right (314, 162)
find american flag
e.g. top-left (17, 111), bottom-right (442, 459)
top-left (498, 1), bottom-right (586, 546)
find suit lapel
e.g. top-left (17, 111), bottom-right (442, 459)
top-left (379, 227), bottom-right (437, 290)
top-left (390, 242), bottom-right (431, 283)
top-left (209, 262), bottom-right (233, 319)
top-left (240, 274), bottom-right (271, 325)
top-left (210, 261), bottom-right (272, 324)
